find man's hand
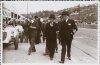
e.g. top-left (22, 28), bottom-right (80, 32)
top-left (72, 32), bottom-right (74, 35)
top-left (56, 31), bottom-right (59, 34)
top-left (73, 29), bottom-right (77, 35)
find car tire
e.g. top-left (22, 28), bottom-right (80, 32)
top-left (3, 43), bottom-right (9, 49)
top-left (20, 32), bottom-right (23, 43)
top-left (14, 37), bottom-right (18, 50)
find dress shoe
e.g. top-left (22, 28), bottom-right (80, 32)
top-left (43, 53), bottom-right (48, 56)
top-left (32, 49), bottom-right (36, 52)
top-left (28, 52), bottom-right (31, 55)
top-left (68, 57), bottom-right (71, 60)
top-left (50, 57), bottom-right (53, 60)
top-left (59, 61), bottom-right (64, 63)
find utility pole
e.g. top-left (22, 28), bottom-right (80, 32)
top-left (79, 4), bottom-right (80, 23)
top-left (27, 3), bottom-right (28, 19)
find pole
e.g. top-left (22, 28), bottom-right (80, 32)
top-left (27, 3), bottom-right (28, 19)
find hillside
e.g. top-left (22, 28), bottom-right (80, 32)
top-left (22, 3), bottom-right (98, 24)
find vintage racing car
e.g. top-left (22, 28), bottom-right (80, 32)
top-left (3, 25), bottom-right (19, 50)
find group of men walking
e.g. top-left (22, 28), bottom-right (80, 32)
top-left (22, 11), bottom-right (78, 63)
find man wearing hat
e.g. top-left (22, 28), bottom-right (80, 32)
top-left (59, 11), bottom-right (78, 63)
top-left (45, 14), bottom-right (58, 60)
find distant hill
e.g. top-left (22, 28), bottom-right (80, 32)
top-left (22, 3), bottom-right (98, 24)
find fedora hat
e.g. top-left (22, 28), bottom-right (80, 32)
top-left (49, 14), bottom-right (55, 19)
top-left (61, 11), bottom-right (70, 16)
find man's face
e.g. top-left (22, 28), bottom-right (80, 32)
top-left (62, 15), bottom-right (69, 20)
top-left (49, 18), bottom-right (54, 23)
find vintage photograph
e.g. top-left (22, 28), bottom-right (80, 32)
top-left (2, 1), bottom-right (98, 63)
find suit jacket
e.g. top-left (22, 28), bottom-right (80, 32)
top-left (29, 20), bottom-right (39, 37)
top-left (45, 22), bottom-right (58, 41)
top-left (59, 19), bottom-right (78, 39)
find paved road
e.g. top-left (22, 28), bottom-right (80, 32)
top-left (3, 28), bottom-right (98, 63)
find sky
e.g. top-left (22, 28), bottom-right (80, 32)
top-left (3, 1), bottom-right (98, 14)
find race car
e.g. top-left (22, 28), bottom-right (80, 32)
top-left (3, 25), bottom-right (19, 50)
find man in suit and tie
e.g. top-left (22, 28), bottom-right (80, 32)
top-left (59, 11), bottom-right (78, 63)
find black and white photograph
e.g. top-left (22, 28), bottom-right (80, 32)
top-left (2, 1), bottom-right (98, 64)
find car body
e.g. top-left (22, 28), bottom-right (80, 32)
top-left (3, 25), bottom-right (19, 50)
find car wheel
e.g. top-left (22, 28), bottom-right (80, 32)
top-left (20, 33), bottom-right (23, 43)
top-left (3, 43), bottom-right (9, 49)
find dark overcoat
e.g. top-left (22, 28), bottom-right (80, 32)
top-left (59, 19), bottom-right (78, 41)
top-left (45, 22), bottom-right (58, 51)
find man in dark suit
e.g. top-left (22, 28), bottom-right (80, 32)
top-left (35, 16), bottom-right (42, 44)
top-left (59, 11), bottom-right (78, 63)
top-left (28, 17), bottom-right (39, 55)
top-left (45, 14), bottom-right (58, 60)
